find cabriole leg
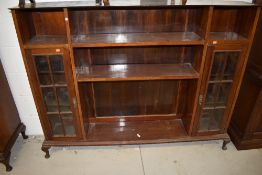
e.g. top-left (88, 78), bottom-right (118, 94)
top-left (1, 151), bottom-right (13, 172)
top-left (41, 146), bottom-right (51, 159)
top-left (21, 124), bottom-right (29, 139)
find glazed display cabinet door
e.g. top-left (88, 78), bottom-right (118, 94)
top-left (27, 48), bottom-right (80, 140)
top-left (196, 45), bottom-right (247, 134)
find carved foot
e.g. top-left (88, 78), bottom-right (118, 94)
top-left (21, 124), bottom-right (28, 139)
top-left (41, 146), bottom-right (51, 159)
top-left (5, 163), bottom-right (13, 172)
top-left (222, 139), bottom-right (230, 150)
top-left (2, 151), bottom-right (13, 172)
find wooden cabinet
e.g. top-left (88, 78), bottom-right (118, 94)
top-left (10, 1), bottom-right (261, 157)
top-left (229, 12), bottom-right (262, 150)
top-left (0, 60), bottom-right (28, 171)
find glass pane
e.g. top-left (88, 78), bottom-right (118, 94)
top-left (50, 55), bottom-right (66, 84)
top-left (205, 83), bottom-right (232, 107)
top-left (199, 110), bottom-right (211, 131)
top-left (50, 55), bottom-right (64, 72)
top-left (38, 73), bottom-right (52, 85)
top-left (209, 108), bottom-right (225, 130)
top-left (53, 74), bottom-right (66, 84)
top-left (35, 56), bottom-right (52, 85)
top-left (57, 87), bottom-right (71, 112)
top-left (223, 53), bottom-right (239, 80)
top-left (205, 83), bottom-right (218, 107)
top-left (61, 114), bottom-right (76, 136)
top-left (217, 83), bottom-right (232, 106)
top-left (210, 53), bottom-right (224, 81)
top-left (210, 52), bottom-right (240, 81)
top-left (199, 108), bottom-right (225, 131)
top-left (35, 56), bottom-right (49, 72)
top-left (41, 87), bottom-right (58, 112)
top-left (48, 114), bottom-right (63, 136)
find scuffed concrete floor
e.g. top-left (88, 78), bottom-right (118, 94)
top-left (0, 136), bottom-right (262, 175)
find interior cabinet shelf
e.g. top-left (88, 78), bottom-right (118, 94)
top-left (40, 84), bottom-right (67, 88)
top-left (24, 35), bottom-right (67, 48)
top-left (208, 80), bottom-right (234, 84)
top-left (76, 63), bottom-right (199, 82)
top-left (47, 111), bottom-right (72, 115)
top-left (72, 32), bottom-right (204, 47)
top-left (202, 106), bottom-right (226, 110)
top-left (209, 32), bottom-right (248, 42)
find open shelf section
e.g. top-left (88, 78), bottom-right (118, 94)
top-left (78, 80), bottom-right (193, 118)
top-left (85, 119), bottom-right (188, 142)
top-left (76, 63), bottom-right (199, 82)
top-left (15, 9), bottom-right (67, 47)
top-left (69, 7), bottom-right (209, 47)
top-left (209, 7), bottom-right (257, 42)
top-left (72, 32), bottom-right (204, 47)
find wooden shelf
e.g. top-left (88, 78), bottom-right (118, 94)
top-left (203, 106), bottom-right (226, 110)
top-left (72, 32), bottom-right (204, 47)
top-left (208, 80), bottom-right (234, 84)
top-left (209, 32), bottom-right (248, 42)
top-left (47, 111), bottom-right (72, 115)
top-left (40, 84), bottom-right (67, 88)
top-left (77, 63), bottom-right (199, 82)
top-left (86, 119), bottom-right (188, 142)
top-left (24, 35), bottom-right (67, 49)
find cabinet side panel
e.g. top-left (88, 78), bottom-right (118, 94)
top-left (0, 61), bottom-right (20, 151)
top-left (230, 72), bottom-right (261, 137)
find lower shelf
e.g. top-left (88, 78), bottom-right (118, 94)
top-left (43, 132), bottom-right (230, 146)
top-left (86, 119), bottom-right (187, 142)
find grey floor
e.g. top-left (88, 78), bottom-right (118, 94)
top-left (0, 136), bottom-right (262, 175)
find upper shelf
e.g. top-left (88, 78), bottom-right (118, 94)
top-left (69, 7), bottom-right (208, 46)
top-left (14, 10), bottom-right (68, 48)
top-left (76, 63), bottom-right (199, 82)
top-left (14, 6), bottom-right (258, 48)
top-left (209, 7), bottom-right (257, 42)
top-left (72, 32), bottom-right (204, 47)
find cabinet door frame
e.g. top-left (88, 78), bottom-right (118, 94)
top-left (27, 48), bottom-right (82, 141)
top-left (193, 44), bottom-right (248, 136)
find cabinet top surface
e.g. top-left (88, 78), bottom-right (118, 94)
top-left (10, 0), bottom-right (258, 10)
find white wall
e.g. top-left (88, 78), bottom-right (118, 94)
top-left (0, 0), bottom-right (253, 135)
top-left (0, 0), bottom-right (42, 135)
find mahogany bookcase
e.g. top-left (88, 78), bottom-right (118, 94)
top-left (10, 0), bottom-right (261, 158)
